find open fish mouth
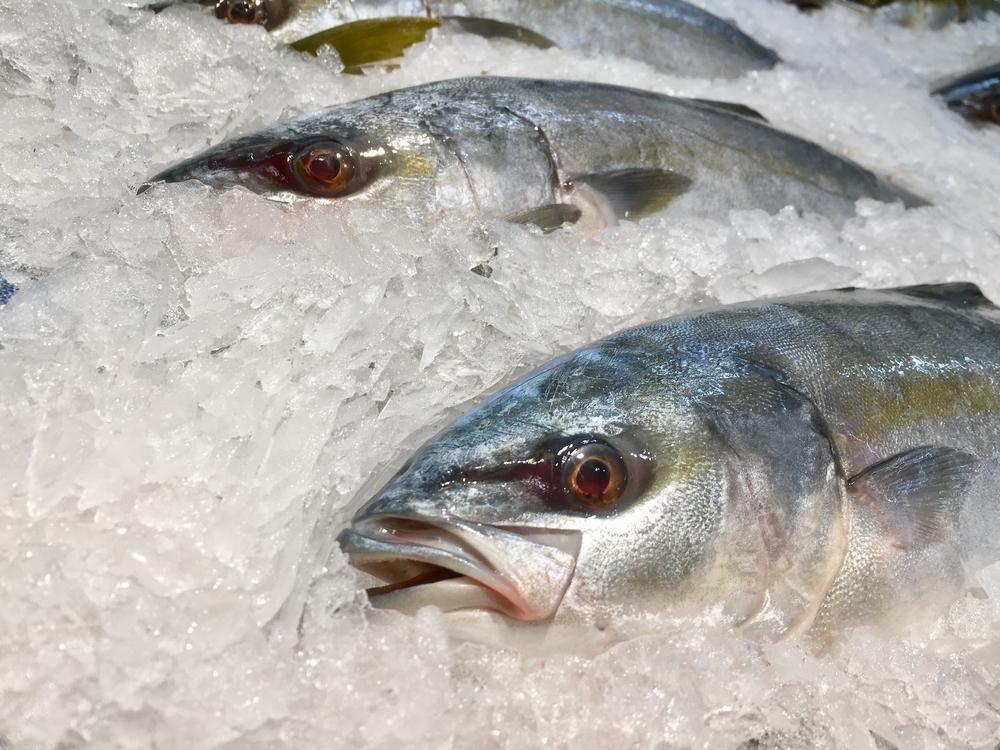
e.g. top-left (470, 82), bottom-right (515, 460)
top-left (336, 516), bottom-right (581, 621)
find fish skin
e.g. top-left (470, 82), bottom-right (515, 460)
top-left (142, 77), bottom-right (924, 226)
top-left (933, 62), bottom-right (1000, 125)
top-left (338, 284), bottom-right (1000, 650)
top-left (186, 0), bottom-right (778, 77)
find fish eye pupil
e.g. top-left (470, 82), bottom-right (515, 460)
top-left (561, 441), bottom-right (627, 508)
top-left (222, 0), bottom-right (259, 23)
top-left (574, 458), bottom-right (610, 500)
top-left (307, 151), bottom-right (343, 183)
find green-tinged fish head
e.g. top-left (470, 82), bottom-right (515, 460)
top-left (213, 0), bottom-right (289, 29)
top-left (337, 327), bottom-right (830, 650)
top-left (140, 81), bottom-right (563, 217)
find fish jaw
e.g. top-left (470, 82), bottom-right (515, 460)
top-left (337, 514), bottom-right (581, 622)
top-left (140, 135), bottom-right (319, 196)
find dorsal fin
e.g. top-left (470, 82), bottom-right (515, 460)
top-left (834, 282), bottom-right (995, 309)
top-left (890, 282), bottom-right (994, 308)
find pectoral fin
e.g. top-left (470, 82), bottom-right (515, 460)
top-left (509, 204), bottom-right (582, 233)
top-left (573, 168), bottom-right (693, 221)
top-left (847, 445), bottom-right (978, 550)
top-left (689, 98), bottom-right (768, 122)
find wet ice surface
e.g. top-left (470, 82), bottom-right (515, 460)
top-left (2, 0), bottom-right (1000, 747)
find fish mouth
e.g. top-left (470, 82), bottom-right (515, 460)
top-left (337, 515), bottom-right (581, 622)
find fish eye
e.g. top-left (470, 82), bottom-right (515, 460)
top-left (559, 441), bottom-right (628, 509)
top-left (291, 141), bottom-right (361, 197)
top-left (214, 0), bottom-right (288, 29)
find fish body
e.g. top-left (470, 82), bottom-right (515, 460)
top-left (934, 62), bottom-right (1000, 125)
top-left (338, 284), bottom-right (1000, 651)
top-left (143, 77), bottom-right (922, 227)
top-left (195, 0), bottom-right (779, 77)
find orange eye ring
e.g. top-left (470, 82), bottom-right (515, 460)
top-left (291, 141), bottom-right (359, 197)
top-left (560, 441), bottom-right (628, 509)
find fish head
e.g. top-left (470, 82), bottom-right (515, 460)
top-left (213, 0), bottom-right (289, 29)
top-left (140, 102), bottom-right (445, 205)
top-left (338, 329), bottom-right (753, 648)
top-left (140, 81), bottom-right (562, 217)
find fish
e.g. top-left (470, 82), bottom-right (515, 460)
top-left (786, 0), bottom-right (1000, 26)
top-left (159, 0), bottom-right (779, 78)
top-left (140, 77), bottom-right (924, 229)
top-left (933, 62), bottom-right (1000, 126)
top-left (336, 283), bottom-right (1000, 651)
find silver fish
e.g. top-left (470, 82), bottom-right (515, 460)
top-left (337, 284), bottom-right (1000, 651)
top-left (933, 62), bottom-right (1000, 126)
top-left (140, 77), bottom-right (924, 229)
top-left (167, 0), bottom-right (779, 78)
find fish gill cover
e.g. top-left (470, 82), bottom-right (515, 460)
top-left (1, 0), bottom-right (1000, 748)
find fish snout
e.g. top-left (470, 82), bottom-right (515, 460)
top-left (137, 147), bottom-right (279, 196)
top-left (337, 512), bottom-right (581, 622)
top-left (137, 161), bottom-right (199, 195)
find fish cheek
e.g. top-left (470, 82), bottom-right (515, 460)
top-left (567, 457), bottom-right (727, 619)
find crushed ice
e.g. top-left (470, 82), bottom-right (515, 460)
top-left (1, 0), bottom-right (1000, 747)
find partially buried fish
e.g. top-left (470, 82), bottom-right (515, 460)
top-left (141, 77), bottom-right (923, 229)
top-left (785, 0), bottom-right (1000, 26)
top-left (338, 283), bottom-right (1000, 651)
top-left (933, 62), bottom-right (1000, 126)
top-left (155, 0), bottom-right (779, 78)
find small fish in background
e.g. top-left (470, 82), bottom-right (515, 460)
top-left (148, 0), bottom-right (291, 30)
top-left (150, 0), bottom-right (780, 79)
top-left (0, 275), bottom-right (17, 308)
top-left (337, 284), bottom-right (1000, 652)
top-left (933, 63), bottom-right (1000, 126)
top-left (785, 0), bottom-right (1000, 26)
top-left (140, 77), bottom-right (923, 230)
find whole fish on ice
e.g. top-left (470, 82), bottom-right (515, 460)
top-left (934, 62), bottom-right (1000, 126)
top-left (141, 77), bottom-right (924, 229)
top-left (154, 0), bottom-right (779, 78)
top-left (338, 284), bottom-right (1000, 651)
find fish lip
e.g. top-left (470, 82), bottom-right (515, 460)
top-left (337, 515), bottom-right (581, 622)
